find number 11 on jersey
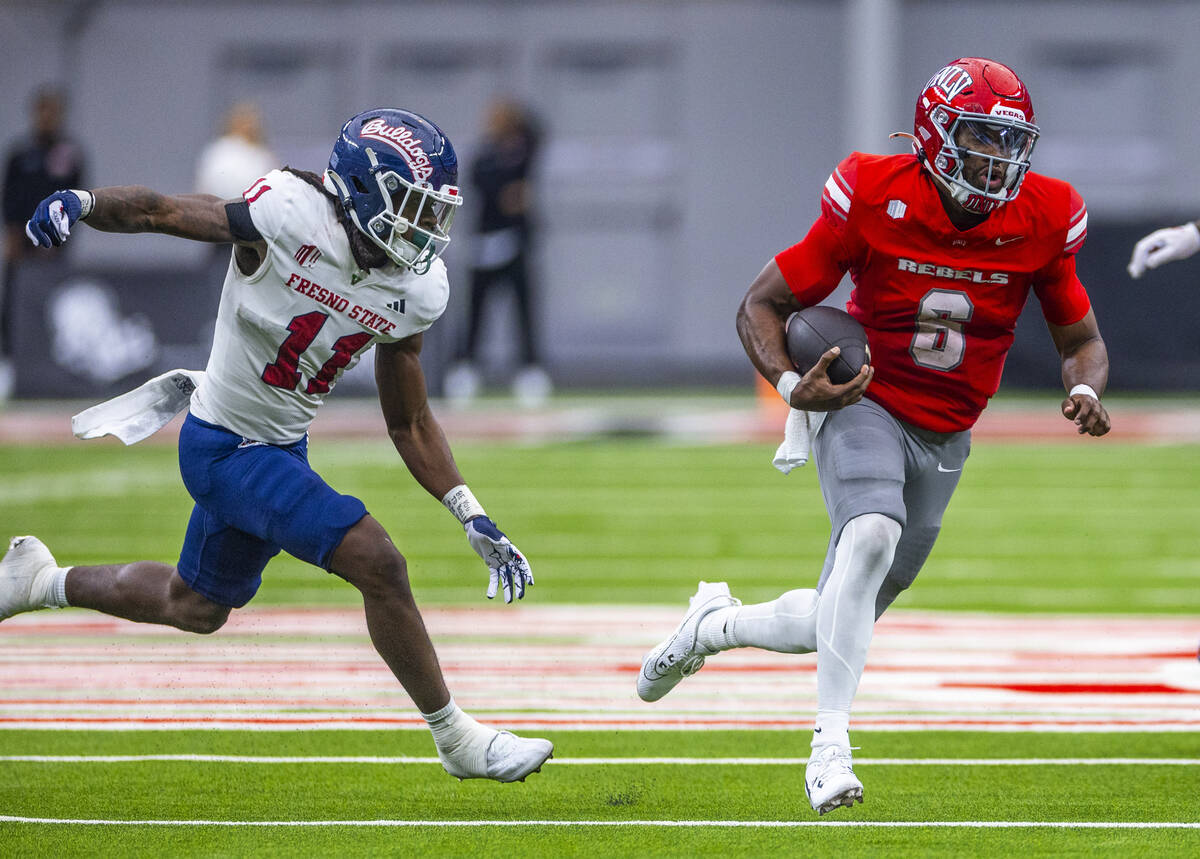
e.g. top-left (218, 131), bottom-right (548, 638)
top-left (262, 311), bottom-right (373, 394)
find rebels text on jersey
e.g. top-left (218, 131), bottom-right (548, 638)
top-left (190, 169), bottom-right (449, 444)
top-left (775, 152), bottom-right (1091, 433)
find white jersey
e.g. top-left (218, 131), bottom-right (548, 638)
top-left (190, 169), bottom-right (449, 444)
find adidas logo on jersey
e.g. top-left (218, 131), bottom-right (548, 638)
top-left (386, 300), bottom-right (405, 314)
top-left (897, 257), bottom-right (1009, 284)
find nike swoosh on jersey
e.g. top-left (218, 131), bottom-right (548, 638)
top-left (994, 236), bottom-right (1023, 246)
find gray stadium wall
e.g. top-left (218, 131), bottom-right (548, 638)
top-left (1, 0), bottom-right (1198, 395)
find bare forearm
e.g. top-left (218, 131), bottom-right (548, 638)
top-left (388, 408), bottom-right (466, 500)
top-left (736, 293), bottom-right (794, 386)
top-left (87, 186), bottom-right (233, 242)
top-left (1061, 335), bottom-right (1108, 395)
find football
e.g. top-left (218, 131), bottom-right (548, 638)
top-left (785, 306), bottom-right (871, 385)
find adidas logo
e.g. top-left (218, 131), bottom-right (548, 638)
top-left (386, 299), bottom-right (406, 314)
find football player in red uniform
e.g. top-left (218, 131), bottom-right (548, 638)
top-left (637, 58), bottom-right (1110, 814)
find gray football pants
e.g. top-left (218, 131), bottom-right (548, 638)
top-left (811, 396), bottom-right (971, 618)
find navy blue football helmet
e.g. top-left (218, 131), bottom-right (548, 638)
top-left (323, 108), bottom-right (462, 273)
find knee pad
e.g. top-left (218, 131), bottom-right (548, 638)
top-left (843, 513), bottom-right (902, 571)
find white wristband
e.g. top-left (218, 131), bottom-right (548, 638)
top-left (70, 190), bottom-right (95, 220)
top-left (442, 484), bottom-right (486, 524)
top-left (776, 371), bottom-right (801, 404)
top-left (1068, 383), bottom-right (1099, 401)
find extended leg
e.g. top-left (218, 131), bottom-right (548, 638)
top-left (805, 512), bottom-right (901, 815)
top-left (813, 512), bottom-right (901, 746)
top-left (697, 587), bottom-right (819, 654)
top-left (328, 515), bottom-right (449, 713)
top-left (1, 534), bottom-right (230, 633)
top-left (329, 515), bottom-right (552, 782)
top-left (67, 561), bottom-right (230, 633)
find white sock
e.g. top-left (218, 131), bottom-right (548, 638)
top-left (698, 588), bottom-right (819, 654)
top-left (696, 605), bottom-right (739, 652)
top-left (421, 699), bottom-right (494, 774)
top-left (812, 709), bottom-right (850, 750)
top-left (31, 566), bottom-right (71, 609)
top-left (815, 513), bottom-right (901, 744)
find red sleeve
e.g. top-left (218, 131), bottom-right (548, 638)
top-left (774, 155), bottom-right (860, 305)
top-left (1063, 184), bottom-right (1087, 255)
top-left (774, 215), bottom-right (851, 306)
top-left (1032, 253), bottom-right (1091, 326)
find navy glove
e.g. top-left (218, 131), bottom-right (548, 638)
top-left (26, 190), bottom-right (86, 248)
top-left (464, 515), bottom-right (534, 604)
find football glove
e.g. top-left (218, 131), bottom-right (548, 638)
top-left (464, 515), bottom-right (533, 604)
top-left (25, 190), bottom-right (87, 248)
top-left (1127, 222), bottom-right (1200, 279)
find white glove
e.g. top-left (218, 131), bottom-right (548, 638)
top-left (464, 516), bottom-right (533, 604)
top-left (1127, 222), bottom-right (1200, 278)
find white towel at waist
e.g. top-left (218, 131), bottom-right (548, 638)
top-left (71, 369), bottom-right (205, 445)
top-left (772, 408), bottom-right (827, 474)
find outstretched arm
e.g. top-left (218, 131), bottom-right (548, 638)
top-left (1047, 308), bottom-right (1110, 436)
top-left (86, 188), bottom-right (237, 242)
top-left (736, 259), bottom-right (872, 411)
top-left (26, 186), bottom-right (267, 270)
top-left (376, 335), bottom-right (533, 602)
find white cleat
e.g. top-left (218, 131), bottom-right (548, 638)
top-left (440, 729), bottom-right (554, 783)
top-left (637, 581), bottom-right (739, 702)
top-left (0, 536), bottom-right (62, 621)
top-left (805, 744), bottom-right (864, 815)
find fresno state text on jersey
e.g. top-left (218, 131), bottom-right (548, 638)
top-left (190, 169), bottom-right (449, 444)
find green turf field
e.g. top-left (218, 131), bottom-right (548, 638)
top-left (3, 731), bottom-right (1198, 855)
top-left (1, 433), bottom-right (1198, 855)
top-left (1, 438), bottom-right (1196, 613)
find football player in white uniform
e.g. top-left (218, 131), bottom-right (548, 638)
top-left (5, 109), bottom-right (552, 783)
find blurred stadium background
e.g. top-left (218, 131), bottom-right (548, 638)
top-left (2, 0), bottom-right (1199, 397)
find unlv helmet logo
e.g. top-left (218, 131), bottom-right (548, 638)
top-left (927, 65), bottom-right (973, 101)
top-left (359, 118), bottom-right (434, 181)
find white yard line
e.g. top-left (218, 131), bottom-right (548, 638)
top-left (2, 754), bottom-right (1198, 765)
top-left (2, 815), bottom-right (1198, 829)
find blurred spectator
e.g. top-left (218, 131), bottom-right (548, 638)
top-left (445, 99), bottom-right (550, 407)
top-left (1, 85), bottom-right (87, 401)
top-left (194, 101), bottom-right (276, 201)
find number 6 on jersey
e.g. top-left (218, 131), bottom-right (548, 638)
top-left (909, 289), bottom-right (973, 371)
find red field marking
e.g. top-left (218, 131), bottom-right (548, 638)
top-left (2, 399), bottom-right (1199, 445)
top-left (2, 607), bottom-right (1197, 731)
top-left (946, 682), bottom-right (1191, 695)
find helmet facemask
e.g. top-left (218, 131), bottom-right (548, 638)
top-left (326, 146), bottom-right (462, 275)
top-left (929, 110), bottom-right (1039, 213)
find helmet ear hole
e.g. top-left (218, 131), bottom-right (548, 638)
top-left (351, 176), bottom-right (369, 194)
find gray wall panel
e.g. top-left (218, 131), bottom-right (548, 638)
top-left (3, 0), bottom-right (1197, 390)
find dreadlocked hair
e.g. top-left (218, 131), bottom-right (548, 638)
top-left (282, 166), bottom-right (388, 271)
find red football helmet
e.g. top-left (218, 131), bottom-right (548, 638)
top-left (910, 57), bottom-right (1039, 214)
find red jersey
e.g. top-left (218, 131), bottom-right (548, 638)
top-left (775, 152), bottom-right (1091, 433)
